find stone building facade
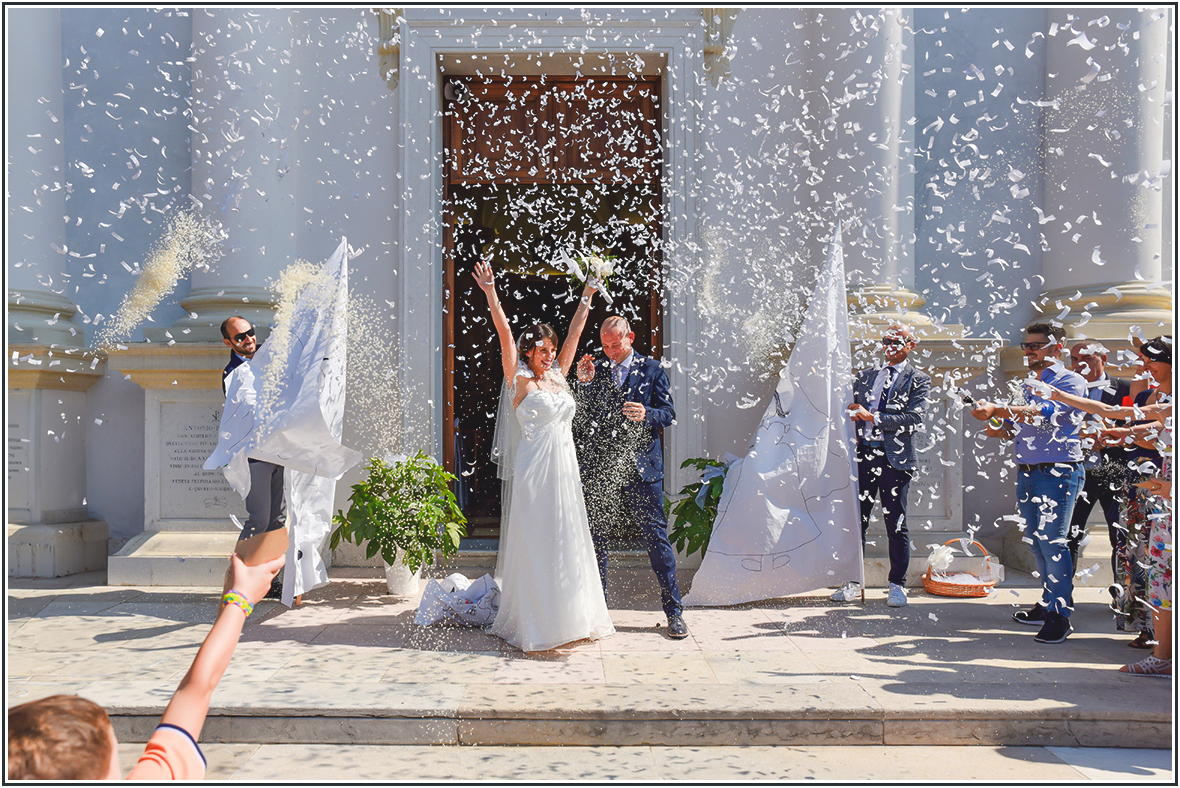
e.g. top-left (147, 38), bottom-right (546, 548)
top-left (7, 7), bottom-right (1173, 582)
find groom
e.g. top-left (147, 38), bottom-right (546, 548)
top-left (573, 316), bottom-right (687, 639)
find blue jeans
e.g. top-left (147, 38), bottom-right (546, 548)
top-left (1018, 463), bottom-right (1085, 617)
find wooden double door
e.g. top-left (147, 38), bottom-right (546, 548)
top-left (442, 76), bottom-right (664, 537)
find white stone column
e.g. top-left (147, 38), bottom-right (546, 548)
top-left (6, 9), bottom-right (109, 578)
top-left (803, 8), bottom-right (928, 330)
top-left (1039, 8), bottom-right (1172, 342)
top-left (165, 8), bottom-right (299, 341)
top-left (799, 9), bottom-right (994, 579)
top-left (6, 8), bottom-right (82, 349)
top-left (812, 9), bottom-right (909, 285)
top-left (107, 9), bottom-right (305, 584)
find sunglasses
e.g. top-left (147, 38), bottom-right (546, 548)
top-left (232, 328), bottom-right (256, 343)
top-left (1020, 341), bottom-right (1050, 351)
top-left (882, 338), bottom-right (907, 347)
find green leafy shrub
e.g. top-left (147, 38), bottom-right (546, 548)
top-left (667, 457), bottom-right (730, 559)
top-left (330, 452), bottom-right (467, 573)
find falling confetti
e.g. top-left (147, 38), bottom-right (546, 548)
top-left (2, 8), bottom-right (1166, 611)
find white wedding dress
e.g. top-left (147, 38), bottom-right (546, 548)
top-left (489, 379), bottom-right (615, 652)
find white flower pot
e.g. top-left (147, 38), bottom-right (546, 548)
top-left (384, 556), bottom-right (421, 597)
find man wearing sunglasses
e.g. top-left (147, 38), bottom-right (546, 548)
top-left (220, 316), bottom-right (287, 595)
top-left (831, 323), bottom-right (930, 609)
top-left (969, 322), bottom-right (1087, 644)
top-left (221, 319), bottom-right (258, 393)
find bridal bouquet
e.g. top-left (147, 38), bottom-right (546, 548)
top-left (553, 247), bottom-right (617, 305)
top-left (578, 252), bottom-right (617, 283)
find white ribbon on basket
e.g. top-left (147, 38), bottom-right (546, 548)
top-left (925, 541), bottom-right (1005, 585)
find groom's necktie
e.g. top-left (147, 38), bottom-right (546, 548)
top-left (875, 367), bottom-right (895, 410)
top-left (612, 363), bottom-right (627, 389)
top-left (867, 366), bottom-right (895, 443)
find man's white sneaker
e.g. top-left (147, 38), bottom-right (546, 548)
top-left (887, 583), bottom-right (908, 607)
top-left (830, 581), bottom-right (861, 603)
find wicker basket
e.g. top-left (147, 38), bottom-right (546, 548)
top-left (922, 539), bottom-right (999, 598)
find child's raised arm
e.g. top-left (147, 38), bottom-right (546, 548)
top-left (158, 553), bottom-right (285, 740)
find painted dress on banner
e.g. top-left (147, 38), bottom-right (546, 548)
top-left (683, 223), bottom-right (862, 607)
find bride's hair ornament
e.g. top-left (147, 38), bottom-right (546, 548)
top-left (516, 323), bottom-right (558, 356)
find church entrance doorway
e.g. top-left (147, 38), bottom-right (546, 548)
top-left (441, 76), bottom-right (663, 539)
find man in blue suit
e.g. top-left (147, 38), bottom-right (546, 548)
top-left (832, 323), bottom-right (931, 608)
top-left (573, 316), bottom-right (687, 639)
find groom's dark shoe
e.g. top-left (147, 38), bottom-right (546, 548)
top-left (667, 613), bottom-right (689, 639)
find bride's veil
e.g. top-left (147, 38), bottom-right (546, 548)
top-left (489, 369), bottom-right (524, 578)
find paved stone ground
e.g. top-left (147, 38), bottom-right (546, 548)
top-left (7, 564), bottom-right (1174, 780)
top-left (115, 742), bottom-right (1173, 781)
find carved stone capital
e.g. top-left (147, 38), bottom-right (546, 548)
top-left (373, 8), bottom-right (404, 91)
top-left (7, 288), bottom-right (84, 348)
top-left (7, 344), bottom-right (106, 392)
top-left (702, 8), bottom-right (740, 87)
top-left (105, 343), bottom-right (231, 390)
top-left (161, 286), bottom-right (279, 343)
top-left (1035, 281), bottom-right (1173, 342)
top-left (847, 283), bottom-right (968, 339)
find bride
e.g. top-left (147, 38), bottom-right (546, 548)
top-left (473, 259), bottom-right (615, 652)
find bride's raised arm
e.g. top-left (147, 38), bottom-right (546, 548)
top-left (473, 260), bottom-right (518, 383)
top-left (556, 280), bottom-right (597, 376)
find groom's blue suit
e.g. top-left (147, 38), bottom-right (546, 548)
top-left (572, 352), bottom-right (683, 618)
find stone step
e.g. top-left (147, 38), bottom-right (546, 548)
top-left (999, 530), bottom-right (1118, 589)
top-left (101, 681), bottom-right (1169, 748)
top-left (7, 520), bottom-right (108, 578)
top-left (108, 531), bottom-right (239, 586)
top-left (17, 573), bottom-right (1167, 752)
top-left (105, 529), bottom-right (1113, 592)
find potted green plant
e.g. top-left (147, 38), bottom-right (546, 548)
top-left (666, 457), bottom-right (732, 559)
top-left (330, 451), bottom-right (467, 597)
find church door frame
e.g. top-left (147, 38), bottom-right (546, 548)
top-left (395, 10), bottom-right (706, 493)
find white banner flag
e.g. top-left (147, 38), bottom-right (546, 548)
top-left (683, 222), bottom-right (862, 607)
top-left (205, 237), bottom-right (361, 604)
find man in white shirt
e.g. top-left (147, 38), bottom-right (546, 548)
top-left (832, 323), bottom-right (931, 608)
top-left (220, 316), bottom-right (288, 598)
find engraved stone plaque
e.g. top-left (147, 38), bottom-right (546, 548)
top-left (158, 401), bottom-right (241, 519)
top-left (7, 392), bottom-right (32, 511)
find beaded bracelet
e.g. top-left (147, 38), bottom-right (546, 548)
top-left (221, 590), bottom-right (253, 617)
